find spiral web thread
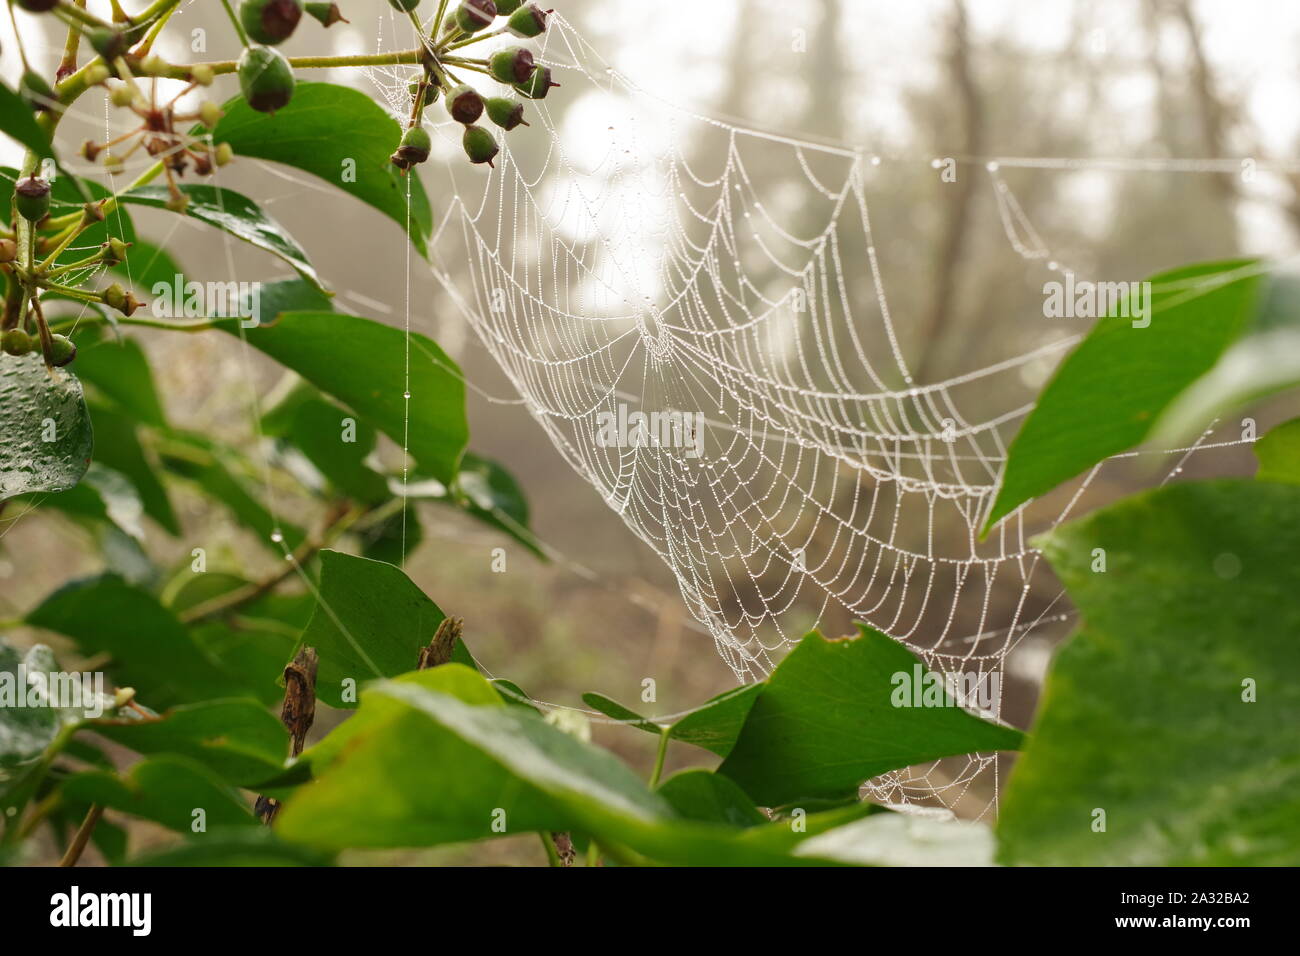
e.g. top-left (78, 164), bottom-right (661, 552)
top-left (380, 14), bottom-right (1278, 813)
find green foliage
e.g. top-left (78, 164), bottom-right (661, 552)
top-left (1255, 418), bottom-right (1300, 483)
top-left (998, 481), bottom-right (1300, 865)
top-left (0, 353), bottom-right (93, 498)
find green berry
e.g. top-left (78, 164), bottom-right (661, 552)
top-left (495, 0), bottom-right (524, 13)
top-left (514, 64), bottom-right (559, 100)
top-left (485, 97), bottom-right (528, 131)
top-left (15, 0), bottom-right (58, 11)
top-left (489, 47), bottom-right (534, 85)
top-left (1, 329), bottom-right (33, 357)
top-left (305, 2), bottom-right (347, 26)
top-left (506, 3), bottom-right (548, 38)
top-left (87, 27), bottom-right (129, 61)
top-left (462, 125), bottom-right (499, 167)
top-left (446, 84), bottom-right (484, 125)
top-left (46, 333), bottom-right (76, 368)
top-left (391, 126), bottom-right (432, 170)
top-left (20, 70), bottom-right (57, 113)
top-left (240, 0), bottom-right (303, 46)
top-left (14, 176), bottom-right (51, 223)
top-left (387, 0), bottom-right (421, 10)
top-left (454, 0), bottom-right (497, 33)
top-left (238, 45), bottom-right (296, 114)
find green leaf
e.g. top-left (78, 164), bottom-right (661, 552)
top-left (205, 82), bottom-right (434, 257)
top-left (986, 260), bottom-right (1264, 531)
top-left (35, 462), bottom-right (145, 541)
top-left (0, 642), bottom-right (99, 768)
top-left (793, 813), bottom-right (996, 867)
top-left (297, 550), bottom-right (446, 709)
top-left (127, 827), bottom-right (335, 866)
top-left (1152, 328), bottom-right (1300, 444)
top-left (82, 404), bottom-right (178, 534)
top-left (159, 432), bottom-right (304, 551)
top-left (582, 683), bottom-right (763, 758)
top-left (1255, 417), bottom-right (1300, 484)
top-left (0, 353), bottom-right (93, 500)
top-left (0, 81), bottom-right (55, 159)
top-left (657, 769), bottom-right (766, 827)
top-left (93, 698), bottom-right (288, 787)
top-left (281, 397), bottom-right (388, 503)
top-left (998, 480), bottom-right (1300, 865)
top-left (62, 755), bottom-right (255, 833)
top-left (219, 310), bottom-right (468, 483)
top-left (717, 626), bottom-right (1023, 807)
top-left (26, 574), bottom-right (248, 708)
top-left (400, 452), bottom-right (542, 556)
top-left (73, 333), bottom-right (166, 428)
top-left (121, 184), bottom-right (323, 291)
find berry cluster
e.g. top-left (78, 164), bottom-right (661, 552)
top-left (389, 0), bottom-right (559, 170)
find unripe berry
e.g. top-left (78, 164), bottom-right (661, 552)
top-left (191, 64), bottom-right (216, 87)
top-left (446, 84), bottom-right (484, 125)
top-left (462, 125), bottom-right (499, 167)
top-left (1, 328), bottom-right (34, 357)
top-left (215, 143), bottom-right (235, 166)
top-left (506, 3), bottom-right (548, 38)
top-left (109, 84), bottom-right (137, 108)
top-left (15, 0), bottom-right (58, 12)
top-left (387, 0), bottom-right (421, 10)
top-left (14, 176), bottom-right (51, 223)
top-left (0, 239), bottom-right (16, 263)
top-left (46, 333), bottom-right (76, 368)
top-left (238, 45), bottom-right (296, 114)
top-left (306, 2), bottom-right (348, 25)
top-left (140, 56), bottom-right (168, 77)
top-left (454, 0), bottom-right (497, 34)
top-left (200, 101), bottom-right (224, 128)
top-left (88, 27), bottom-right (129, 61)
top-left (495, 0), bottom-right (524, 13)
top-left (489, 47), bottom-right (534, 85)
top-left (81, 140), bottom-right (102, 162)
top-left (103, 283), bottom-right (128, 311)
top-left (515, 64), bottom-right (559, 99)
top-left (103, 237), bottom-right (131, 265)
top-left (390, 126), bottom-right (432, 170)
top-left (240, 0), bottom-right (304, 46)
top-left (485, 96), bottom-right (528, 130)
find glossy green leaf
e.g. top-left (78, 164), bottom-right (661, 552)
top-left (400, 451), bottom-right (541, 556)
top-left (122, 184), bottom-right (322, 291)
top-left (0, 81), bottom-right (55, 158)
top-left (296, 550), bottom-right (446, 708)
top-left (62, 755), bottom-right (255, 833)
top-left (657, 769), bottom-right (766, 827)
top-left (35, 462), bottom-right (145, 540)
top-left (718, 626), bottom-right (1023, 807)
top-left (986, 260), bottom-right (1263, 531)
top-left (205, 82), bottom-right (434, 257)
top-left (794, 813), bottom-right (995, 866)
top-left (0, 353), bottom-right (93, 500)
top-left (218, 311), bottom-right (468, 484)
top-left (282, 397), bottom-right (387, 503)
top-left (26, 574), bottom-right (247, 708)
top-left (0, 642), bottom-right (100, 768)
top-left (999, 480), bottom-right (1300, 865)
top-left (82, 404), bottom-right (178, 534)
top-left (1255, 417), bottom-right (1300, 484)
top-left (92, 698), bottom-right (288, 787)
top-left (583, 683), bottom-right (762, 757)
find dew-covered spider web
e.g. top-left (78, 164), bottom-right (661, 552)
top-left (354, 13), bottom-right (1275, 812)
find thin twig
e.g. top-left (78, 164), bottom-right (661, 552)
top-left (58, 804), bottom-right (103, 867)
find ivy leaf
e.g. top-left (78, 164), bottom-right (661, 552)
top-left (717, 626), bottom-right (1023, 807)
top-left (985, 260), bottom-right (1264, 532)
top-left (26, 574), bottom-right (249, 708)
top-left (296, 550), bottom-right (446, 709)
top-left (1255, 418), bottom-right (1300, 484)
top-left (62, 755), bottom-right (255, 833)
top-left (92, 699), bottom-right (288, 787)
top-left (998, 480), bottom-right (1300, 865)
top-left (204, 82), bottom-right (434, 257)
top-left (582, 684), bottom-right (762, 758)
top-left (219, 310), bottom-right (468, 484)
top-left (122, 183), bottom-right (323, 292)
top-left (0, 353), bottom-right (93, 500)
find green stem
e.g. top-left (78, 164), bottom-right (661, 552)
top-left (444, 25), bottom-right (508, 51)
top-left (540, 832), bottom-right (562, 867)
top-left (649, 726), bottom-right (670, 787)
top-left (54, 1), bottom-right (110, 31)
top-left (219, 0), bottom-right (251, 46)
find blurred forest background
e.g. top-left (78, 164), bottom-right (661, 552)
top-left (3, 0), bottom-right (1299, 863)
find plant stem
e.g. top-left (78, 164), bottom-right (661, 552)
top-left (58, 804), bottom-right (103, 867)
top-left (219, 0), bottom-right (250, 46)
top-left (540, 832), bottom-right (562, 866)
top-left (649, 726), bottom-right (670, 787)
